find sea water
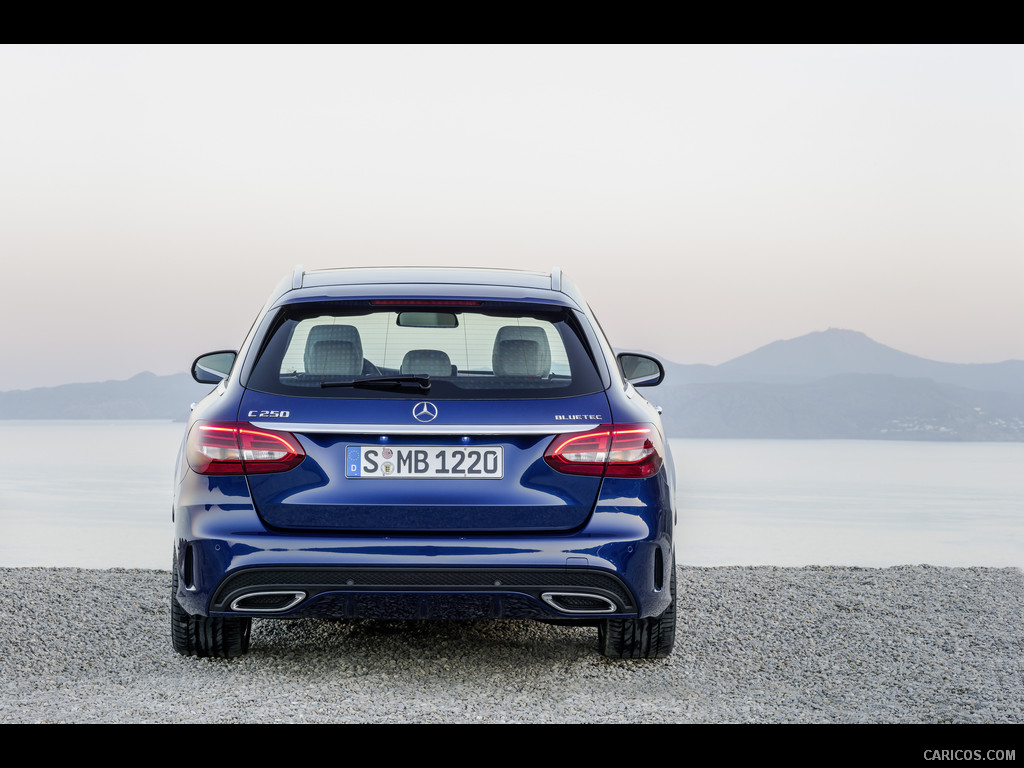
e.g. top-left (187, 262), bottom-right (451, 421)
top-left (0, 421), bottom-right (1020, 569)
top-left (673, 438), bottom-right (1023, 568)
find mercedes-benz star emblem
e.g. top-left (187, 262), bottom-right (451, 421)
top-left (412, 401), bottom-right (438, 422)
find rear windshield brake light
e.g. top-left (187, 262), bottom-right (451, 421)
top-left (369, 299), bottom-right (481, 306)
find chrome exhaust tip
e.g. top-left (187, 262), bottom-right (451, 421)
top-left (541, 592), bottom-right (617, 614)
top-left (230, 591), bottom-right (306, 613)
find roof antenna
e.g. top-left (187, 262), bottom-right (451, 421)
top-left (551, 266), bottom-right (562, 292)
top-left (291, 265), bottom-right (304, 290)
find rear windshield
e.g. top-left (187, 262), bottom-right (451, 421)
top-left (246, 302), bottom-right (605, 399)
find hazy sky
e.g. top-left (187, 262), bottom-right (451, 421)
top-left (1, 44), bottom-right (1022, 391)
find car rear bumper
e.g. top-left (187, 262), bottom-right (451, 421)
top-left (207, 566), bottom-right (638, 621)
top-left (173, 474), bottom-right (674, 622)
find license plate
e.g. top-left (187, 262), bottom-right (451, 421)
top-left (345, 446), bottom-right (504, 478)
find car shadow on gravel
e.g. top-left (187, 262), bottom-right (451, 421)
top-left (247, 616), bottom-right (600, 663)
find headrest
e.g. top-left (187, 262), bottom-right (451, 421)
top-left (304, 325), bottom-right (363, 372)
top-left (400, 349), bottom-right (453, 377)
top-left (307, 339), bottom-right (362, 376)
top-left (492, 325), bottom-right (551, 377)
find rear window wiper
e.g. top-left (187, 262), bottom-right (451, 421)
top-left (321, 374), bottom-right (431, 391)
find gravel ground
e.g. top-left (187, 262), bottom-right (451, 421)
top-left (1, 565), bottom-right (1021, 724)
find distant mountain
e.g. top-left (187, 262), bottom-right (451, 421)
top-left (645, 329), bottom-right (1024, 441)
top-left (656, 374), bottom-right (1024, 440)
top-left (664, 329), bottom-right (1024, 395)
top-left (0, 371), bottom-right (210, 420)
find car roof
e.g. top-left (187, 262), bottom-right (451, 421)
top-left (264, 265), bottom-right (586, 310)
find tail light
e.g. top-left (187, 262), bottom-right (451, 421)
top-left (186, 421), bottom-right (305, 475)
top-left (544, 423), bottom-right (664, 478)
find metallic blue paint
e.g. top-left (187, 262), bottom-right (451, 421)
top-left (173, 267), bottom-right (675, 636)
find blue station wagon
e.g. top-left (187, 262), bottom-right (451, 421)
top-left (172, 266), bottom-right (676, 658)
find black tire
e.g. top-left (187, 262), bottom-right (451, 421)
top-left (171, 560), bottom-right (251, 658)
top-left (598, 568), bottom-right (676, 659)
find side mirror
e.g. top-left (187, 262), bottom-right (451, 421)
top-left (192, 350), bottom-right (237, 384)
top-left (617, 353), bottom-right (665, 387)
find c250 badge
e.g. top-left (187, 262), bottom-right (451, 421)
top-left (247, 410), bottom-right (290, 418)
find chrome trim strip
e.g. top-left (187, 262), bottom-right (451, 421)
top-left (541, 592), bottom-right (618, 614)
top-left (230, 591), bottom-right (306, 613)
top-left (249, 422), bottom-right (597, 435)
